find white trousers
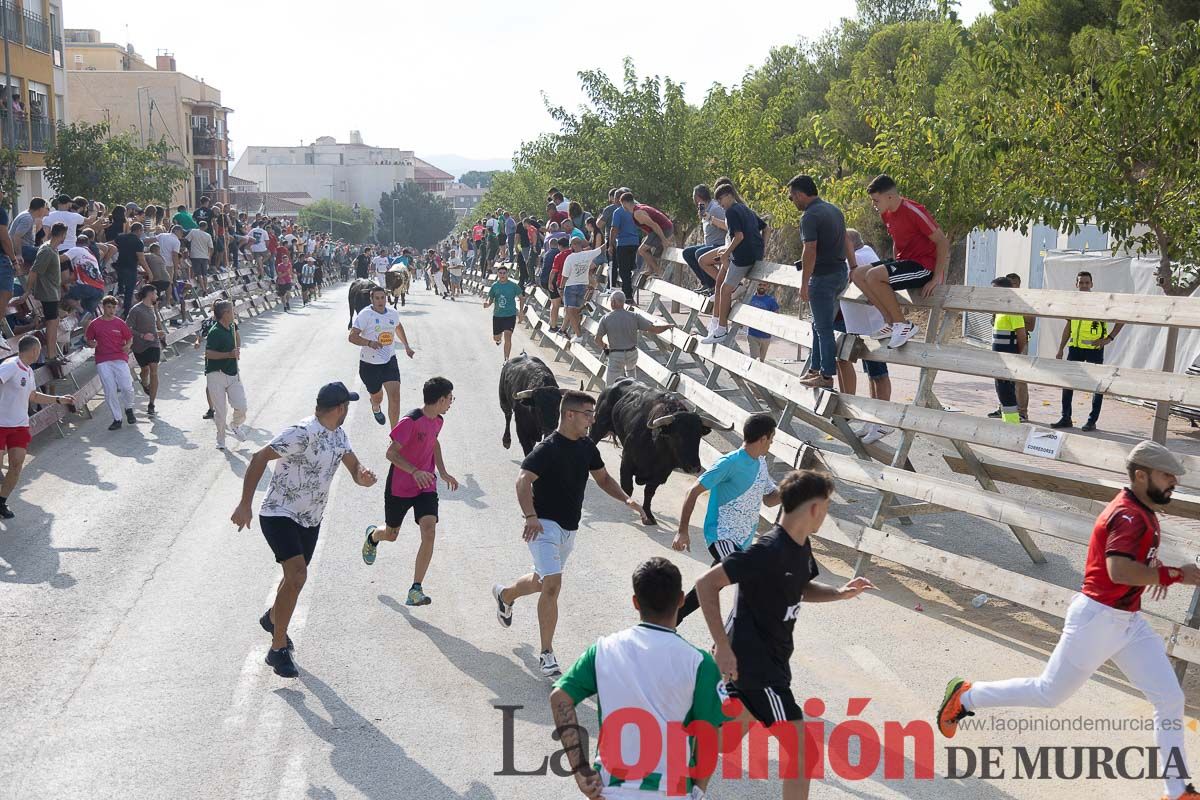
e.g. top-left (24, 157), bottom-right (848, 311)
top-left (97, 359), bottom-right (134, 422)
top-left (605, 350), bottom-right (638, 386)
top-left (964, 593), bottom-right (1188, 797)
top-left (206, 371), bottom-right (247, 446)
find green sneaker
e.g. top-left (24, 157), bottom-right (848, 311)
top-left (406, 586), bottom-right (432, 606)
top-left (362, 525), bottom-right (378, 566)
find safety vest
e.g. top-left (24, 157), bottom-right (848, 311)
top-left (1069, 318), bottom-right (1109, 350)
top-left (992, 313), bottom-right (1025, 348)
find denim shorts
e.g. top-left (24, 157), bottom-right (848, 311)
top-left (562, 283), bottom-right (587, 308)
top-left (528, 519), bottom-right (576, 578)
top-left (0, 256), bottom-right (13, 294)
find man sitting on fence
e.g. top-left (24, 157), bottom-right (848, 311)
top-left (594, 290), bottom-right (672, 385)
top-left (700, 184), bottom-right (769, 345)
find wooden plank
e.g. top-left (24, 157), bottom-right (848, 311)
top-left (28, 404), bottom-right (65, 437)
top-left (728, 302), bottom-right (814, 350)
top-left (845, 335), bottom-right (1200, 406)
top-left (644, 277), bottom-right (712, 313)
top-left (73, 374), bottom-right (103, 405)
top-left (676, 373), bottom-right (803, 465)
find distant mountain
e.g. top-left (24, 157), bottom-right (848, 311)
top-left (419, 154), bottom-right (512, 181)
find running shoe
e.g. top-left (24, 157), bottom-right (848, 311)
top-left (216, 442), bottom-right (226, 451)
top-left (937, 678), bottom-right (973, 738)
top-left (231, 424), bottom-right (247, 441)
top-left (699, 327), bottom-right (728, 345)
top-left (888, 322), bottom-right (919, 349)
top-left (572, 335), bottom-right (586, 345)
top-left (539, 650), bottom-right (561, 677)
top-left (406, 585), bottom-right (432, 606)
top-left (203, 408), bottom-right (215, 420)
top-left (125, 409), bottom-right (136, 424)
top-left (492, 583), bottom-right (513, 627)
top-left (146, 403), bottom-right (156, 417)
top-left (362, 525), bottom-right (378, 565)
top-left (861, 424), bottom-right (890, 446)
top-left (108, 420), bottom-right (122, 431)
top-left (373, 408), bottom-right (386, 425)
top-left (986, 409), bottom-right (1002, 418)
top-left (265, 646), bottom-right (299, 678)
top-left (0, 503), bottom-right (14, 519)
top-left (258, 609), bottom-right (294, 650)
top-left (870, 325), bottom-right (893, 340)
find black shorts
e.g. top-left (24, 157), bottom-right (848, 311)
top-left (385, 490), bottom-right (439, 529)
top-left (151, 280), bottom-right (172, 297)
top-left (39, 299), bottom-right (58, 319)
top-left (884, 259), bottom-right (933, 291)
top-left (276, 282), bottom-right (292, 298)
top-left (134, 347), bottom-right (161, 367)
top-left (261, 514), bottom-right (321, 564)
top-left (492, 315), bottom-right (517, 336)
top-left (359, 356), bottom-right (401, 395)
top-left (726, 682), bottom-right (803, 724)
top-left (547, 281), bottom-right (560, 300)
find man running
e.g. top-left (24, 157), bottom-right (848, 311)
top-left (205, 300), bottom-right (247, 450)
top-left (938, 440), bottom-right (1200, 800)
top-left (126, 284), bottom-right (167, 417)
top-left (372, 249), bottom-right (390, 287)
top-left (85, 295), bottom-right (136, 431)
top-left (361, 377), bottom-right (459, 607)
top-left (0, 335), bottom-right (74, 519)
top-left (673, 413), bottom-right (780, 622)
top-left (349, 285), bottom-right (414, 429)
top-left (695, 469), bottom-right (875, 800)
top-left (484, 265), bottom-right (522, 360)
top-left (231, 382), bottom-right (378, 677)
top-left (551, 557), bottom-right (726, 798)
top-left (492, 390), bottom-right (648, 677)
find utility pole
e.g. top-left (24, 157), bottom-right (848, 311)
top-left (1, 2), bottom-right (14, 155)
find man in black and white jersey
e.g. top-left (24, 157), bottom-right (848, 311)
top-left (695, 469), bottom-right (875, 800)
top-left (349, 285), bottom-right (414, 429)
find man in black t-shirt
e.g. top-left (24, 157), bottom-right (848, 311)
top-left (114, 223), bottom-right (149, 315)
top-left (492, 390), bottom-right (648, 678)
top-left (696, 469), bottom-right (875, 800)
top-left (355, 249), bottom-right (371, 280)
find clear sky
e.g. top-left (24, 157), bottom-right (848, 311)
top-left (65, 0), bottom-right (994, 172)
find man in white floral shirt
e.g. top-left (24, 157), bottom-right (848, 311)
top-left (231, 382), bottom-right (378, 677)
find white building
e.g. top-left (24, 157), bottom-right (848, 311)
top-left (231, 132), bottom-right (452, 218)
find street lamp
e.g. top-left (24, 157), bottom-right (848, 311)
top-left (391, 198), bottom-right (400, 245)
top-left (327, 182), bottom-right (335, 234)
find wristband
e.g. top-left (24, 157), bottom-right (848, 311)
top-left (524, 513), bottom-right (536, 519)
top-left (1159, 565), bottom-right (1183, 586)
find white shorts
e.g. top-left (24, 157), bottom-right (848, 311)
top-left (528, 519), bottom-right (576, 578)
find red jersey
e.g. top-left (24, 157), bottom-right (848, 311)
top-left (1081, 488), bottom-right (1160, 612)
top-left (880, 198), bottom-right (939, 270)
top-left (472, 224), bottom-right (485, 242)
top-left (634, 204), bottom-right (673, 234)
top-left (548, 209), bottom-right (569, 225)
top-left (551, 249), bottom-right (570, 288)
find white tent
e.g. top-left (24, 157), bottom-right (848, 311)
top-left (1035, 251), bottom-right (1200, 376)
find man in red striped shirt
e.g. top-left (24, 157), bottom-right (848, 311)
top-left (854, 174), bottom-right (950, 349)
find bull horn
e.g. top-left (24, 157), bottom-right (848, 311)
top-left (648, 413), bottom-right (679, 429)
top-left (699, 414), bottom-right (735, 431)
top-left (513, 389), bottom-right (536, 400)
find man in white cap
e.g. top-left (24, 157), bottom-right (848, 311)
top-left (938, 440), bottom-right (1200, 800)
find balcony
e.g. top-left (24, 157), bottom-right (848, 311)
top-left (22, 8), bottom-right (48, 53)
top-left (0, 2), bottom-right (21, 46)
top-left (192, 129), bottom-right (217, 156)
top-left (30, 115), bottom-right (51, 152)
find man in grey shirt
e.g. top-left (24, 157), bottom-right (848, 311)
top-left (9, 197), bottom-right (48, 266)
top-left (126, 284), bottom-right (167, 417)
top-left (682, 184), bottom-right (727, 294)
top-left (186, 221), bottom-right (214, 295)
top-left (594, 290), bottom-right (672, 385)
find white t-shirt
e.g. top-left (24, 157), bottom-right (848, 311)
top-left (839, 244), bottom-right (885, 334)
top-left (0, 358), bottom-right (35, 427)
top-left (561, 247), bottom-right (603, 287)
top-left (260, 415), bottom-right (353, 528)
top-left (44, 210), bottom-right (86, 251)
top-left (352, 305), bottom-right (402, 365)
top-left (556, 199), bottom-right (571, 213)
top-left (156, 233), bottom-right (182, 266)
top-left (186, 228), bottom-right (214, 260)
top-left (249, 227), bottom-right (269, 252)
top-left (371, 256), bottom-right (389, 275)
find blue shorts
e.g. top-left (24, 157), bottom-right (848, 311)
top-left (0, 256), bottom-right (13, 294)
top-left (563, 283), bottom-right (587, 308)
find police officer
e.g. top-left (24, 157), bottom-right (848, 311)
top-left (1051, 270), bottom-right (1124, 432)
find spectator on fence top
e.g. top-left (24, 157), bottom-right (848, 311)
top-left (700, 183), bottom-right (769, 345)
top-left (834, 228), bottom-right (892, 445)
top-left (43, 194), bottom-right (96, 252)
top-left (857, 174), bottom-right (949, 350)
top-left (0, 335), bottom-right (74, 519)
top-left (1052, 270), bottom-right (1125, 433)
top-left (682, 184), bottom-right (727, 296)
top-left (28, 223), bottom-right (67, 362)
top-left (595, 290), bottom-right (672, 386)
top-left (172, 204), bottom-right (198, 232)
top-left (623, 192), bottom-right (674, 281)
top-left (10, 197), bottom-right (48, 267)
top-left (65, 230), bottom-right (111, 318)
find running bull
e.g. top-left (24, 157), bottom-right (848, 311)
top-left (499, 353), bottom-right (579, 456)
top-left (591, 379), bottom-right (732, 526)
top-left (347, 278), bottom-right (378, 328)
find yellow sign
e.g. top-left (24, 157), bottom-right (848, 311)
top-left (378, 331), bottom-right (394, 346)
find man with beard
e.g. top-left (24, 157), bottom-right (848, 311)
top-left (231, 382), bottom-right (378, 677)
top-left (938, 440), bottom-right (1200, 800)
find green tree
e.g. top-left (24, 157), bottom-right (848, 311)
top-left (0, 148), bottom-right (20, 205)
top-left (299, 199), bottom-right (373, 242)
top-left (44, 121), bottom-right (189, 204)
top-left (378, 182), bottom-right (456, 249)
top-left (459, 170), bottom-right (500, 189)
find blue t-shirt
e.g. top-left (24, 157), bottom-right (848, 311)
top-left (699, 448), bottom-right (777, 548)
top-left (746, 293), bottom-right (780, 338)
top-left (724, 202), bottom-right (765, 266)
top-left (505, 216), bottom-right (517, 235)
top-left (610, 206), bottom-right (640, 247)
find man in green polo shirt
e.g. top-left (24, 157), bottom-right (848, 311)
top-left (205, 300), bottom-right (247, 450)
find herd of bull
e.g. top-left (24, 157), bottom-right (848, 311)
top-left (500, 354), bottom-right (732, 526)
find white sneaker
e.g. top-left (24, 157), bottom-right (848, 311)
top-left (572, 334), bottom-right (586, 344)
top-left (492, 583), bottom-right (513, 628)
top-left (216, 442), bottom-right (226, 451)
top-left (861, 424), bottom-right (889, 446)
top-left (539, 650), bottom-right (561, 677)
top-left (699, 326), bottom-right (728, 345)
top-left (887, 322), bottom-right (919, 349)
top-left (871, 325), bottom-right (893, 340)
top-left (231, 424), bottom-right (247, 441)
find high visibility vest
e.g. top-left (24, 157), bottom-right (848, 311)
top-left (1069, 319), bottom-right (1109, 350)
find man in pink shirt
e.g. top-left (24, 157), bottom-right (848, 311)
top-left (361, 376), bottom-right (459, 606)
top-left (85, 295), bottom-right (136, 430)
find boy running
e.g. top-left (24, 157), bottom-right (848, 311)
top-left (485, 265), bottom-right (522, 360)
top-left (361, 377), bottom-right (459, 607)
top-left (673, 413), bottom-right (781, 622)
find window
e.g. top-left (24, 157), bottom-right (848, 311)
top-left (191, 115), bottom-right (209, 130)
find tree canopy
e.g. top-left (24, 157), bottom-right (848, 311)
top-left (298, 199), bottom-right (373, 243)
top-left (378, 183), bottom-right (456, 250)
top-left (45, 121), bottom-right (190, 206)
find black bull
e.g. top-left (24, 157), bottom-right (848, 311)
top-left (499, 354), bottom-right (576, 456)
top-left (347, 278), bottom-right (379, 328)
top-left (591, 379), bottom-right (732, 526)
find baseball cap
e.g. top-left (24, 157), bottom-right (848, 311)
top-left (126, 202), bottom-right (143, 213)
top-left (316, 381), bottom-right (360, 408)
top-left (1126, 440), bottom-right (1186, 477)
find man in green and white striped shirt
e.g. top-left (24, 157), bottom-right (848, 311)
top-left (550, 557), bottom-right (726, 798)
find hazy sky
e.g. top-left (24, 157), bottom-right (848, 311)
top-left (66, 0), bottom-right (994, 170)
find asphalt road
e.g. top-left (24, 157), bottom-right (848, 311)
top-left (2, 281), bottom-right (1197, 799)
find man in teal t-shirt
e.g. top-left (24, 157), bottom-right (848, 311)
top-left (484, 265), bottom-right (523, 360)
top-left (673, 413), bottom-right (780, 622)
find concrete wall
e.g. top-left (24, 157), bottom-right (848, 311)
top-left (231, 158), bottom-right (415, 217)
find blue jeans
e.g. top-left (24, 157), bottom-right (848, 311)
top-left (808, 272), bottom-right (848, 378)
top-left (0, 255), bottom-right (13, 294)
top-left (67, 283), bottom-right (104, 315)
top-left (682, 245), bottom-right (718, 289)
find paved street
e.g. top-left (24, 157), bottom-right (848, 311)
top-left (3, 281), bottom-right (1198, 800)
